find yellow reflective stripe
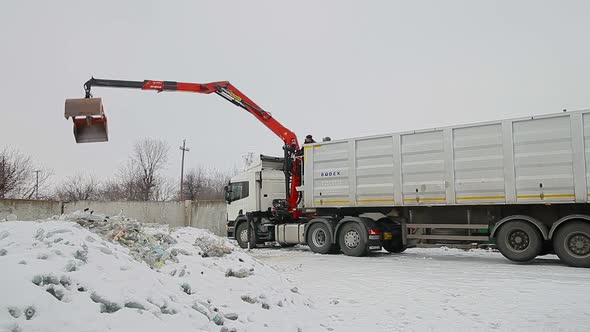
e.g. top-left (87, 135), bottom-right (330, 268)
top-left (456, 195), bottom-right (505, 200)
top-left (314, 199), bottom-right (349, 204)
top-left (403, 197), bottom-right (446, 201)
top-left (303, 144), bottom-right (321, 150)
top-left (316, 194), bottom-right (576, 204)
top-left (517, 193), bottom-right (574, 199)
top-left (357, 198), bottom-right (395, 203)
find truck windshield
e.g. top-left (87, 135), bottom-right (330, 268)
top-left (227, 181), bottom-right (249, 202)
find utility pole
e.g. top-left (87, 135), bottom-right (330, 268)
top-left (34, 170), bottom-right (41, 200)
top-left (0, 156), bottom-right (5, 199)
top-left (179, 139), bottom-right (190, 201)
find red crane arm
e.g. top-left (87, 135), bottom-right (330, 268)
top-left (81, 77), bottom-right (302, 216)
top-left (84, 78), bottom-right (300, 149)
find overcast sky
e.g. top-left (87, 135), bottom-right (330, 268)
top-left (1, 1), bottom-right (589, 186)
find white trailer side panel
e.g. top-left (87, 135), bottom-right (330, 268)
top-left (512, 116), bottom-right (575, 202)
top-left (310, 142), bottom-right (350, 206)
top-left (304, 110), bottom-right (590, 209)
top-left (401, 130), bottom-right (447, 205)
top-left (453, 123), bottom-right (506, 204)
top-left (355, 136), bottom-right (396, 206)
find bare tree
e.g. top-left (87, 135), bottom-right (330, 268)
top-left (179, 166), bottom-right (236, 201)
top-left (194, 167), bottom-right (234, 200)
top-left (113, 160), bottom-right (143, 201)
top-left (98, 177), bottom-right (127, 201)
top-left (97, 138), bottom-right (170, 201)
top-left (242, 152), bottom-right (255, 170)
top-left (54, 173), bottom-right (100, 201)
top-left (181, 167), bottom-right (206, 200)
top-left (0, 148), bottom-right (32, 198)
top-left (153, 177), bottom-right (176, 201)
top-left (21, 167), bottom-right (53, 200)
top-left (132, 138), bottom-right (170, 201)
top-left (0, 148), bottom-right (52, 199)
top-left (207, 168), bottom-right (233, 199)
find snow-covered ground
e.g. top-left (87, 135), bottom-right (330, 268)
top-left (0, 215), bottom-right (330, 332)
top-left (2, 214), bottom-right (589, 332)
top-left (253, 246), bottom-right (590, 332)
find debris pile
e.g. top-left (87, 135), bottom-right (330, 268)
top-left (0, 212), bottom-right (330, 332)
top-left (66, 212), bottom-right (180, 269)
top-left (194, 232), bottom-right (234, 258)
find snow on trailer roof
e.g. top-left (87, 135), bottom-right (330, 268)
top-left (308, 108), bottom-right (590, 146)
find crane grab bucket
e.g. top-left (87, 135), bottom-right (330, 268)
top-left (64, 97), bottom-right (109, 143)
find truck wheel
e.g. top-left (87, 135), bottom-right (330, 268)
top-left (307, 223), bottom-right (335, 254)
top-left (496, 220), bottom-right (542, 263)
top-left (235, 222), bottom-right (249, 249)
top-left (553, 221), bottom-right (590, 268)
top-left (338, 222), bottom-right (368, 257)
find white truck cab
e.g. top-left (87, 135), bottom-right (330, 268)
top-left (225, 155), bottom-right (286, 234)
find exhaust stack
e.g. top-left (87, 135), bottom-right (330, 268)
top-left (64, 98), bottom-right (108, 143)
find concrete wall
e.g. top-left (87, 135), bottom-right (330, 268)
top-left (0, 199), bottom-right (63, 221)
top-left (63, 200), bottom-right (187, 227)
top-left (0, 199), bottom-right (228, 236)
top-left (189, 200), bottom-right (227, 236)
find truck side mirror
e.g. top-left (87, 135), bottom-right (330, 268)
top-left (224, 185), bottom-right (232, 203)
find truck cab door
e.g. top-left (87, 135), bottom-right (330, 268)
top-left (226, 181), bottom-right (251, 221)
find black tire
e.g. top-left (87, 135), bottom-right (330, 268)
top-left (235, 222), bottom-right (249, 249)
top-left (553, 221), bottom-right (590, 268)
top-left (338, 222), bottom-right (368, 257)
top-left (496, 220), bottom-right (543, 263)
top-left (383, 241), bottom-right (406, 253)
top-left (379, 219), bottom-right (405, 253)
top-left (307, 223), bottom-right (335, 254)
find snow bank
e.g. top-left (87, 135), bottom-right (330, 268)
top-left (0, 212), bottom-right (329, 332)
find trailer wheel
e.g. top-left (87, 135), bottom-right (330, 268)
top-left (338, 222), bottom-right (368, 257)
top-left (235, 222), bottom-right (249, 249)
top-left (553, 221), bottom-right (590, 268)
top-left (307, 223), bottom-right (336, 254)
top-left (496, 220), bottom-right (542, 263)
